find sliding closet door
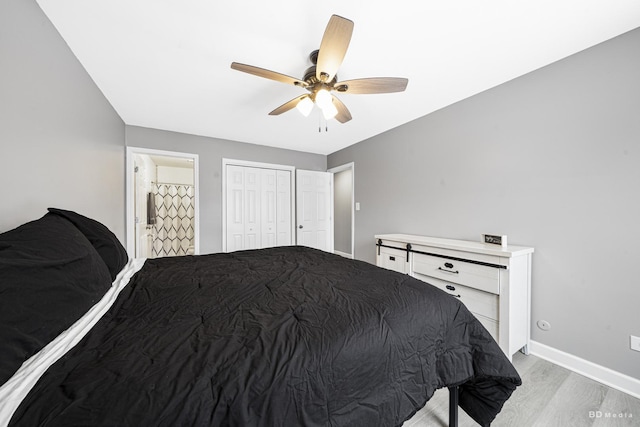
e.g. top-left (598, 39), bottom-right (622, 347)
top-left (226, 165), bottom-right (246, 252)
top-left (276, 170), bottom-right (291, 246)
top-left (243, 167), bottom-right (261, 249)
top-left (260, 169), bottom-right (277, 248)
top-left (225, 164), bottom-right (292, 252)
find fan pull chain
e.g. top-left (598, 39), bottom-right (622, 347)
top-left (317, 111), bottom-right (329, 133)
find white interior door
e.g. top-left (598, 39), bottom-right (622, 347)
top-left (296, 170), bottom-right (333, 252)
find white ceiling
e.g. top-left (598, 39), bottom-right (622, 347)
top-left (37, 0), bottom-right (640, 155)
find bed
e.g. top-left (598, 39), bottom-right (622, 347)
top-left (0, 209), bottom-right (520, 426)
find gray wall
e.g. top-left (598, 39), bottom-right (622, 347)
top-left (329, 28), bottom-right (640, 379)
top-left (125, 125), bottom-right (326, 254)
top-left (5, 0), bottom-right (638, 383)
top-left (0, 0), bottom-right (125, 239)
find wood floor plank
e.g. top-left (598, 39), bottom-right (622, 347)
top-left (532, 373), bottom-right (607, 427)
top-left (510, 350), bottom-right (539, 376)
top-left (403, 388), bottom-right (452, 427)
top-left (404, 388), bottom-right (477, 427)
top-left (402, 354), bottom-right (639, 427)
top-left (592, 387), bottom-right (640, 427)
top-left (492, 357), bottom-right (572, 426)
top-left (404, 354), bottom-right (569, 427)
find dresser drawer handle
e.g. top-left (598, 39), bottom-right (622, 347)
top-left (389, 256), bottom-right (395, 261)
top-left (445, 286), bottom-right (461, 298)
top-left (445, 262), bottom-right (454, 268)
top-left (438, 267), bottom-right (459, 274)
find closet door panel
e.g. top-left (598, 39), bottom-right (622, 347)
top-left (243, 167), bottom-right (261, 250)
top-left (226, 165), bottom-right (245, 252)
top-left (225, 164), bottom-right (293, 252)
top-left (261, 169), bottom-right (277, 248)
top-left (276, 170), bottom-right (292, 246)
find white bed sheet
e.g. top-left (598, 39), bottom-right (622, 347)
top-left (0, 258), bottom-right (146, 427)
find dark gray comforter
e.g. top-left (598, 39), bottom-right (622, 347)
top-left (10, 246), bottom-right (520, 426)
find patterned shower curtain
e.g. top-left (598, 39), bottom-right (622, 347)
top-left (152, 184), bottom-right (195, 257)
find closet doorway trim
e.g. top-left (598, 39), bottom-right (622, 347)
top-left (221, 158), bottom-right (296, 252)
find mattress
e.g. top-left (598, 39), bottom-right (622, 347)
top-left (0, 210), bottom-right (520, 426)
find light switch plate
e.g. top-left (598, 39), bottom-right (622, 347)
top-left (631, 335), bottom-right (640, 352)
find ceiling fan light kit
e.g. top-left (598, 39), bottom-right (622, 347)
top-left (230, 14), bottom-right (408, 126)
top-left (314, 89), bottom-right (338, 119)
top-left (296, 96), bottom-right (314, 117)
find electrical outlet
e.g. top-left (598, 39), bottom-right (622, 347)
top-left (537, 320), bottom-right (551, 331)
top-left (631, 335), bottom-right (640, 352)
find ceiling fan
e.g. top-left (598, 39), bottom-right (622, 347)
top-left (230, 14), bottom-right (408, 124)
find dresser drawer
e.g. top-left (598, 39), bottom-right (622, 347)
top-left (377, 246), bottom-right (409, 274)
top-left (413, 273), bottom-right (499, 321)
top-left (375, 233), bottom-right (534, 360)
top-left (412, 252), bottom-right (500, 294)
top-left (475, 313), bottom-right (499, 341)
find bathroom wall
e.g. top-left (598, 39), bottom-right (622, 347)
top-left (157, 166), bottom-right (194, 186)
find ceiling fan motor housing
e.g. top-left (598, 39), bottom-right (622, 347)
top-left (304, 49), bottom-right (338, 86)
top-left (303, 66), bottom-right (337, 86)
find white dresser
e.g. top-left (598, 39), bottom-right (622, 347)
top-left (375, 234), bottom-right (534, 361)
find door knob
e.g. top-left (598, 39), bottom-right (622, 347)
top-left (298, 225), bottom-right (303, 229)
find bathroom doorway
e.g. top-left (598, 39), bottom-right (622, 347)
top-left (126, 147), bottom-right (200, 258)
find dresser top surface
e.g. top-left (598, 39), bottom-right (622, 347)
top-left (375, 234), bottom-right (534, 258)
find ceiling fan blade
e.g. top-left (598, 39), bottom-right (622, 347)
top-left (316, 15), bottom-right (354, 83)
top-left (331, 95), bottom-right (352, 124)
top-left (334, 77), bottom-right (408, 94)
top-left (269, 95), bottom-right (309, 116)
top-left (231, 62), bottom-right (308, 87)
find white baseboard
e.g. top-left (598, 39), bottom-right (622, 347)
top-left (529, 340), bottom-right (640, 399)
top-left (334, 250), bottom-right (353, 259)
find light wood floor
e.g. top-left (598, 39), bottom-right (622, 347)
top-left (403, 352), bottom-right (640, 427)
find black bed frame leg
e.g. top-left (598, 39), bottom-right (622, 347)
top-left (448, 386), bottom-right (459, 427)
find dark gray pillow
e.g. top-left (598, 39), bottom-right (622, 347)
top-left (48, 208), bottom-right (128, 280)
top-left (0, 213), bottom-right (112, 385)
